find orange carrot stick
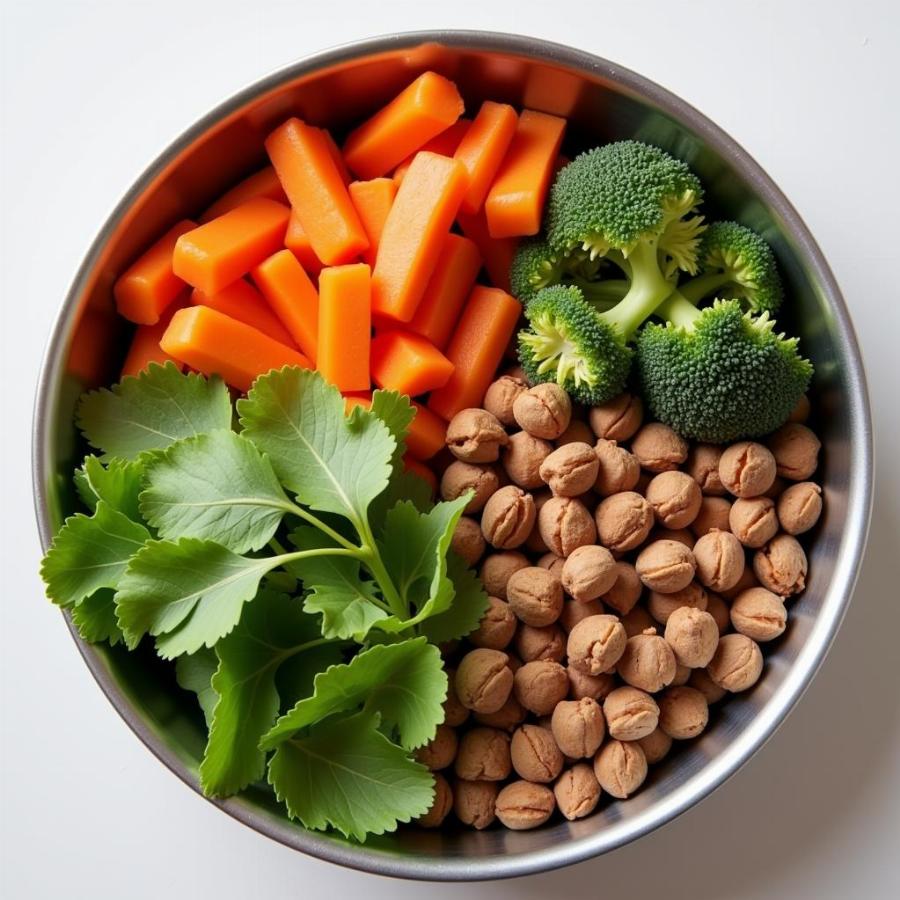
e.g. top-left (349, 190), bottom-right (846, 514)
top-left (191, 279), bottom-right (296, 347)
top-left (372, 152), bottom-right (467, 323)
top-left (456, 209), bottom-right (518, 292)
top-left (343, 72), bottom-right (464, 179)
top-left (265, 118), bottom-right (369, 265)
top-left (370, 330), bottom-right (455, 397)
top-left (428, 286), bottom-right (520, 420)
top-left (199, 167), bottom-right (288, 222)
top-left (393, 118), bottom-right (471, 185)
top-left (251, 249), bottom-right (320, 362)
top-left (407, 402), bottom-right (447, 460)
top-left (348, 178), bottom-right (397, 266)
top-left (403, 456), bottom-right (437, 496)
top-left (317, 263), bottom-right (371, 392)
top-left (319, 128), bottom-right (352, 186)
top-left (120, 295), bottom-right (188, 378)
top-left (114, 220), bottom-right (196, 324)
top-left (161, 305), bottom-right (310, 393)
top-left (283, 212), bottom-right (324, 276)
top-left (455, 101), bottom-right (518, 215)
top-left (484, 110), bottom-right (566, 238)
top-left (172, 199), bottom-right (289, 295)
top-left (407, 234), bottom-right (481, 349)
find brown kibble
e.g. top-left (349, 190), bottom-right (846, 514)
top-left (513, 660), bottom-right (569, 715)
top-left (538, 496), bottom-right (597, 557)
top-left (707, 633), bottom-right (764, 692)
top-left (658, 686), bottom-right (709, 739)
top-left (686, 444), bottom-right (727, 496)
top-left (691, 496), bottom-right (733, 537)
top-left (589, 392), bottom-right (644, 442)
top-left (730, 587), bottom-right (787, 641)
top-left (559, 597), bottom-right (604, 633)
top-left (451, 516), bottom-right (486, 566)
top-left (446, 408), bottom-right (509, 463)
top-left (510, 724), bottom-right (564, 782)
top-left (503, 430), bottom-right (554, 489)
top-left (479, 551), bottom-right (529, 600)
top-left (593, 439), bottom-right (641, 496)
top-left (672, 662), bottom-right (692, 685)
top-left (767, 423), bottom-right (821, 480)
top-left (719, 442), bottom-right (777, 498)
top-left (415, 725), bottom-right (459, 771)
top-left (495, 780), bottom-right (556, 830)
top-left (454, 727), bottom-right (512, 781)
top-left (507, 566), bottom-right (564, 627)
top-left (442, 669), bottom-right (469, 728)
top-left (693, 529), bottom-right (745, 593)
top-left (753, 534), bottom-right (808, 596)
top-left (537, 551), bottom-right (566, 580)
top-left (762, 476), bottom-right (788, 499)
top-left (635, 540), bottom-right (697, 593)
top-left (705, 592), bottom-right (730, 635)
top-left (416, 773), bottom-right (453, 827)
top-left (515, 624), bottom-right (566, 662)
top-left (664, 606), bottom-right (719, 669)
top-left (513, 383), bottom-right (572, 439)
top-left (688, 667), bottom-right (727, 704)
top-left (562, 545), bottom-right (618, 602)
top-left (631, 422), bottom-right (688, 473)
top-left (729, 497), bottom-right (779, 548)
top-left (617, 629), bottom-right (677, 693)
top-left (551, 698), bottom-right (606, 758)
top-left (603, 686), bottom-right (659, 741)
top-left (554, 763), bottom-right (602, 820)
top-left (593, 740), bottom-right (648, 799)
top-left (648, 581), bottom-right (708, 625)
top-left (453, 779), bottom-right (498, 829)
top-left (621, 605), bottom-right (657, 637)
top-left (649, 527), bottom-right (696, 548)
top-left (474, 694), bottom-right (527, 731)
top-left (567, 614), bottom-right (627, 675)
top-left (481, 485), bottom-right (536, 549)
top-left (777, 482), bottom-right (823, 535)
top-left (455, 649), bottom-right (514, 714)
top-left (567, 666), bottom-right (617, 701)
top-left (720, 565), bottom-right (760, 601)
top-left (483, 375), bottom-right (527, 427)
top-left (441, 461), bottom-right (500, 513)
top-left (469, 596), bottom-right (517, 650)
top-left (595, 492), bottom-right (654, 552)
top-left (788, 394), bottom-right (811, 424)
top-left (600, 562), bottom-right (643, 616)
top-left (555, 420), bottom-right (595, 447)
top-left (645, 470), bottom-right (703, 529)
top-left (540, 442), bottom-right (600, 497)
top-left (637, 727), bottom-right (673, 764)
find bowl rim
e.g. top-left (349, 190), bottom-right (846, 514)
top-left (32, 29), bottom-right (874, 882)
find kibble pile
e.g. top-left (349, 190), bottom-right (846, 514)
top-left (415, 371), bottom-right (823, 831)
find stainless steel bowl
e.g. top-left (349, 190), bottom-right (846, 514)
top-left (32, 31), bottom-right (873, 881)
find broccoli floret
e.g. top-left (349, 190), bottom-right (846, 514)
top-left (680, 221), bottom-right (783, 312)
top-left (519, 286), bottom-right (633, 405)
top-left (636, 295), bottom-right (812, 442)
top-left (509, 237), bottom-right (574, 305)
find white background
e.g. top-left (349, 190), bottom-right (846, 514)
top-left (2, 0), bottom-right (899, 897)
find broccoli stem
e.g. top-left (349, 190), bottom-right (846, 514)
top-left (598, 241), bottom-right (674, 338)
top-left (656, 290), bottom-right (700, 329)
top-left (574, 277), bottom-right (630, 306)
top-left (679, 270), bottom-right (729, 304)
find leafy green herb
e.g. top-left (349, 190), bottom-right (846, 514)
top-left (74, 455), bottom-right (144, 521)
top-left (419, 554), bottom-right (490, 644)
top-left (71, 588), bottom-right (124, 646)
top-left (175, 648), bottom-right (219, 728)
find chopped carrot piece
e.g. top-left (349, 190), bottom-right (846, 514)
top-left (317, 264), bottom-right (371, 392)
top-left (403, 456), bottom-right (437, 496)
top-left (172, 199), bottom-right (289, 295)
top-left (120, 295), bottom-right (188, 378)
top-left (393, 119), bottom-right (471, 185)
top-left (251, 249), bottom-right (320, 363)
top-left (161, 305), bottom-right (310, 393)
top-left (407, 402), bottom-right (447, 460)
top-left (191, 279), bottom-right (295, 347)
top-left (370, 330), bottom-right (454, 397)
top-left (199, 167), bottom-right (288, 222)
top-left (457, 210), bottom-right (518, 292)
top-left (343, 392), bottom-right (372, 416)
top-left (428, 286), bottom-right (520, 420)
top-left (114, 220), bottom-right (196, 324)
top-left (484, 110), bottom-right (566, 238)
top-left (407, 234), bottom-right (481, 349)
top-left (343, 72), bottom-right (464, 179)
top-left (348, 178), bottom-right (397, 266)
top-left (284, 212), bottom-right (324, 276)
top-left (455, 101), bottom-right (518, 214)
top-left (265, 118), bottom-right (369, 265)
top-left (318, 128), bottom-right (352, 186)
top-left (372, 152), bottom-right (467, 323)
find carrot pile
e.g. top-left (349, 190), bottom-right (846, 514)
top-left (112, 70), bottom-right (569, 472)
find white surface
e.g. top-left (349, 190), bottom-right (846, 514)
top-left (2, 0), bottom-right (899, 896)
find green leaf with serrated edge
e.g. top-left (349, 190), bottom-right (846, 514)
top-left (77, 362), bottom-right (231, 461)
top-left (369, 467), bottom-right (434, 534)
top-left (267, 711), bottom-right (433, 841)
top-left (237, 368), bottom-right (394, 529)
top-left (140, 430), bottom-right (292, 553)
top-left (70, 589), bottom-right (124, 646)
top-left (73, 456), bottom-right (145, 521)
top-left (369, 390), bottom-right (415, 465)
top-left (261, 638), bottom-right (446, 752)
top-left (40, 501), bottom-right (150, 608)
top-left (418, 553), bottom-right (490, 644)
top-left (175, 648), bottom-right (219, 728)
top-left (288, 527), bottom-right (388, 639)
top-left (115, 538), bottom-right (280, 658)
top-left (200, 588), bottom-right (326, 797)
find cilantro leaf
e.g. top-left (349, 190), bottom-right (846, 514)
top-left (261, 637), bottom-right (446, 752)
top-left (370, 390), bottom-right (415, 465)
top-left (70, 588), bottom-right (124, 645)
top-left (175, 648), bottom-right (219, 728)
top-left (237, 368), bottom-right (394, 530)
top-left (419, 553), bottom-right (490, 644)
top-left (115, 538), bottom-right (279, 658)
top-left (74, 455), bottom-right (144, 521)
top-left (288, 527), bottom-right (389, 639)
top-left (40, 501), bottom-right (150, 608)
top-left (77, 362), bottom-right (231, 461)
top-left (267, 711), bottom-right (433, 841)
top-left (140, 430), bottom-right (292, 553)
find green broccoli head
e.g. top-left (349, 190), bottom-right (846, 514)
top-left (518, 285), bottom-right (632, 405)
top-left (636, 298), bottom-right (812, 443)
top-left (509, 236), bottom-right (574, 305)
